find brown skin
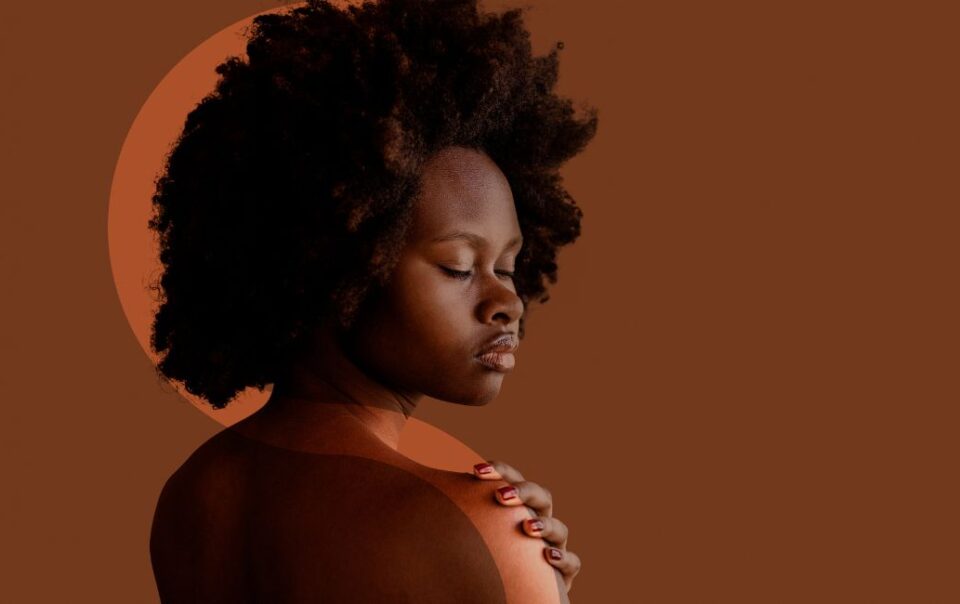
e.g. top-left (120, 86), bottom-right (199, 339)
top-left (276, 145), bottom-right (580, 589)
top-left (293, 144), bottom-right (527, 412)
top-left (150, 146), bottom-right (581, 602)
top-left (475, 459), bottom-right (583, 593)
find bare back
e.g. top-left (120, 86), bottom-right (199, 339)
top-left (150, 425), bottom-right (565, 603)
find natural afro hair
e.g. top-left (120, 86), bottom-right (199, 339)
top-left (147, 0), bottom-right (599, 409)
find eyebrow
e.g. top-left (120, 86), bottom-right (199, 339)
top-left (431, 230), bottom-right (524, 249)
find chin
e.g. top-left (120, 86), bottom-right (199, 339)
top-left (432, 379), bottom-right (503, 407)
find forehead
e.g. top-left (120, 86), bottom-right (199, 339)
top-left (410, 146), bottom-right (517, 238)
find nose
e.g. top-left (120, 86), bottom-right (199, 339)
top-left (476, 275), bottom-right (525, 327)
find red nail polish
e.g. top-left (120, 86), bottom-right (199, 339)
top-left (497, 486), bottom-right (518, 500)
top-left (474, 463), bottom-right (494, 475)
top-left (548, 547), bottom-right (563, 561)
top-left (527, 519), bottom-right (545, 533)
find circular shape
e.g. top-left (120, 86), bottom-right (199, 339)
top-left (108, 4), bottom-right (301, 426)
top-left (106, 0), bottom-right (484, 470)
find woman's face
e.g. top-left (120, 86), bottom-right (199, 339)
top-left (340, 146), bottom-right (525, 406)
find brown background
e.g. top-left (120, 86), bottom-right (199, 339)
top-left (3, 0), bottom-right (958, 602)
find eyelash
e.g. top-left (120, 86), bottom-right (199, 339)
top-left (440, 266), bottom-right (515, 280)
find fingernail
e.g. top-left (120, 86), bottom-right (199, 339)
top-left (496, 485), bottom-right (519, 503)
top-left (473, 463), bottom-right (496, 478)
top-left (473, 463), bottom-right (502, 480)
top-left (546, 547), bottom-right (563, 561)
top-left (525, 519), bottom-right (545, 535)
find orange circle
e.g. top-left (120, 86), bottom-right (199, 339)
top-left (106, 1), bottom-right (484, 471)
top-left (107, 4), bottom-right (298, 426)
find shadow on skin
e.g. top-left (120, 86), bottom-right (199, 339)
top-left (150, 426), bottom-right (569, 602)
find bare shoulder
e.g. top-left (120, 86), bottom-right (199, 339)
top-left (397, 418), bottom-right (566, 602)
top-left (150, 429), bottom-right (251, 539)
top-left (149, 430), bottom-right (254, 602)
top-left (150, 430), bottom-right (547, 602)
top-left (410, 466), bottom-right (567, 604)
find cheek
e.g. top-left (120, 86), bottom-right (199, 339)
top-left (394, 270), bottom-right (472, 346)
top-left (352, 259), bottom-right (468, 355)
top-left (355, 266), bottom-right (504, 403)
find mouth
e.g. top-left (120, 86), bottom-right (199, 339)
top-left (475, 350), bottom-right (516, 372)
top-left (475, 333), bottom-right (518, 373)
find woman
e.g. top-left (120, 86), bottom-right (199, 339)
top-left (147, 0), bottom-right (598, 601)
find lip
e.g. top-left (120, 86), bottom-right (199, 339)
top-left (475, 333), bottom-right (518, 373)
top-left (476, 351), bottom-right (516, 372)
top-left (477, 333), bottom-right (518, 355)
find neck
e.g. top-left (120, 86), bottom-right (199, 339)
top-left (261, 321), bottom-right (422, 451)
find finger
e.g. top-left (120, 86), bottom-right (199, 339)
top-left (473, 460), bottom-right (525, 483)
top-left (472, 462), bottom-right (503, 480)
top-left (543, 547), bottom-right (581, 590)
top-left (494, 484), bottom-right (524, 506)
top-left (521, 516), bottom-right (568, 549)
top-left (497, 480), bottom-right (552, 517)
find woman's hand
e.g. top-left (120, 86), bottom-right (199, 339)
top-left (473, 460), bottom-right (582, 594)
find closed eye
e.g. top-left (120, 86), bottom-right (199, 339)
top-left (439, 266), bottom-right (515, 280)
top-left (440, 266), bottom-right (472, 280)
